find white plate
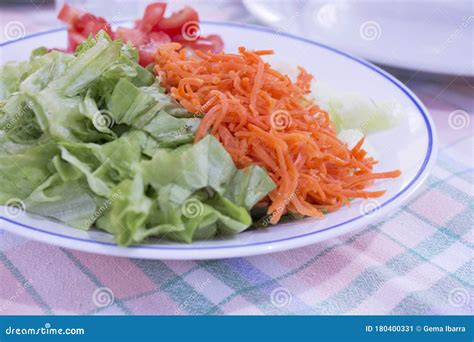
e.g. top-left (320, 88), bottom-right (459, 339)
top-left (0, 21), bottom-right (437, 260)
top-left (243, 0), bottom-right (474, 76)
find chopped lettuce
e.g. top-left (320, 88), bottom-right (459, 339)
top-left (96, 174), bottom-right (153, 245)
top-left (0, 143), bottom-right (57, 202)
top-left (50, 33), bottom-right (122, 97)
top-left (25, 174), bottom-right (99, 230)
top-left (87, 134), bottom-right (274, 245)
top-left (0, 31), bottom-right (276, 246)
top-left (311, 79), bottom-right (403, 134)
top-left (0, 48), bottom-right (72, 100)
top-left (225, 165), bottom-right (277, 210)
top-left (326, 94), bottom-right (403, 134)
top-left (0, 61), bottom-right (29, 100)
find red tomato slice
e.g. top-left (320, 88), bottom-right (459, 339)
top-left (57, 3), bottom-right (224, 65)
top-left (67, 30), bottom-right (85, 52)
top-left (57, 3), bottom-right (83, 24)
top-left (174, 34), bottom-right (224, 54)
top-left (115, 27), bottom-right (149, 47)
top-left (156, 7), bottom-right (199, 37)
top-left (65, 13), bottom-right (112, 51)
top-left (138, 31), bottom-right (171, 66)
top-left (206, 35), bottom-right (225, 52)
top-left (80, 14), bottom-right (112, 34)
top-left (148, 31), bottom-right (171, 43)
top-left (140, 2), bottom-right (167, 33)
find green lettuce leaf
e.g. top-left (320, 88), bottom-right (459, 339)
top-left (25, 174), bottom-right (98, 230)
top-left (0, 61), bottom-right (30, 100)
top-left (225, 165), bottom-right (277, 210)
top-left (50, 32), bottom-right (121, 97)
top-left (27, 88), bottom-right (112, 143)
top-left (0, 143), bottom-right (57, 202)
top-left (328, 94), bottom-right (403, 133)
top-left (20, 50), bottom-right (72, 94)
top-left (95, 174), bottom-right (152, 245)
top-left (107, 78), bottom-right (199, 146)
top-left (0, 93), bottom-right (43, 146)
top-left (58, 131), bottom-right (143, 197)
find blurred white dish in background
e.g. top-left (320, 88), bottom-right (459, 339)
top-left (244, 0), bottom-right (474, 76)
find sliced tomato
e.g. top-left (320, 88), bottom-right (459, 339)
top-left (75, 14), bottom-right (112, 35)
top-left (57, 3), bottom-right (83, 24)
top-left (138, 31), bottom-right (171, 66)
top-left (67, 30), bottom-right (86, 52)
top-left (148, 31), bottom-right (171, 43)
top-left (115, 27), bottom-right (149, 47)
top-left (140, 2), bottom-right (167, 33)
top-left (205, 35), bottom-right (225, 53)
top-left (174, 34), bottom-right (224, 54)
top-left (65, 13), bottom-right (112, 51)
top-left (57, 3), bottom-right (224, 65)
top-left (156, 7), bottom-right (199, 37)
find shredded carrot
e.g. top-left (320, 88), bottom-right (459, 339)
top-left (154, 44), bottom-right (401, 224)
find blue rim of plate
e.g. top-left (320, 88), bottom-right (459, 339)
top-left (0, 21), bottom-right (434, 251)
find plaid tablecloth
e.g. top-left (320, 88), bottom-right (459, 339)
top-left (0, 1), bottom-right (473, 316)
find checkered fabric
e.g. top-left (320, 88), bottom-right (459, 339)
top-left (1, 78), bottom-right (472, 315)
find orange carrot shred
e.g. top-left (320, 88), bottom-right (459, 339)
top-left (154, 43), bottom-right (401, 223)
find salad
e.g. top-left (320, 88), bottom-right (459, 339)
top-left (0, 3), bottom-right (401, 246)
